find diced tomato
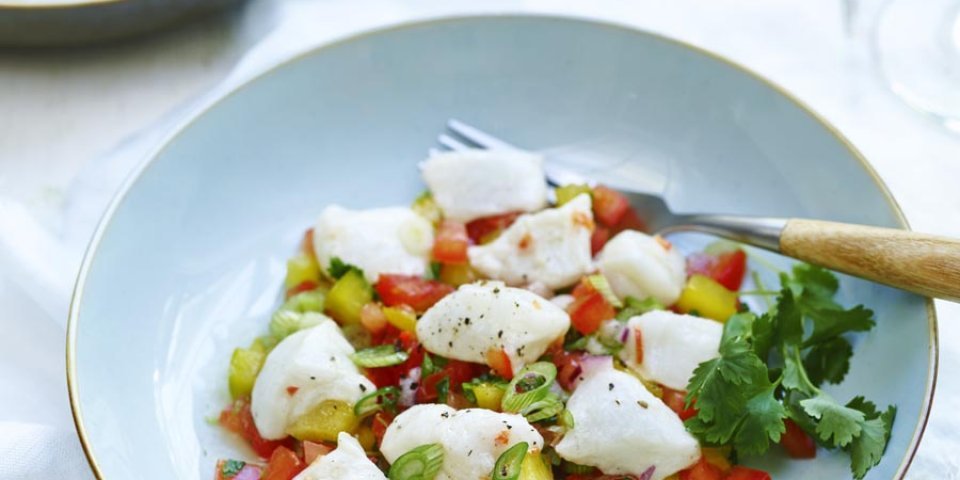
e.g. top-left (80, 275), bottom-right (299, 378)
top-left (371, 411), bottom-right (394, 448)
top-left (486, 347), bottom-right (513, 380)
top-left (260, 446), bottom-right (305, 480)
top-left (359, 302), bottom-right (388, 334)
top-left (615, 206), bottom-right (648, 233)
top-left (416, 359), bottom-right (487, 402)
top-left (725, 466), bottom-right (772, 480)
top-left (465, 212), bottom-right (521, 244)
top-left (433, 220), bottom-right (470, 263)
top-left (592, 186), bottom-right (631, 227)
top-left (375, 274), bottom-right (454, 312)
top-left (220, 401), bottom-right (290, 459)
top-left (633, 328), bottom-right (644, 364)
top-left (661, 386), bottom-right (698, 421)
top-left (285, 280), bottom-right (319, 299)
top-left (686, 249), bottom-right (748, 291)
top-left (552, 350), bottom-right (587, 391)
top-left (590, 226), bottom-right (611, 255)
top-left (302, 441), bottom-right (333, 465)
top-left (780, 418), bottom-right (817, 459)
top-left (568, 291), bottom-right (616, 335)
top-left (568, 277), bottom-right (618, 335)
top-left (679, 457), bottom-right (723, 480)
top-left (365, 329), bottom-right (423, 388)
top-left (300, 228), bottom-right (316, 259)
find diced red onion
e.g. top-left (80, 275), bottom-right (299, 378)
top-left (234, 465), bottom-right (262, 480)
top-left (569, 354), bottom-right (614, 389)
top-left (638, 466), bottom-right (656, 480)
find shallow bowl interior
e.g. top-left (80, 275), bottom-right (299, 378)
top-left (69, 14), bottom-right (934, 479)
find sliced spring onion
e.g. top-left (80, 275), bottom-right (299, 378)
top-left (350, 345), bottom-right (409, 368)
top-left (521, 392), bottom-right (565, 423)
top-left (561, 409), bottom-right (575, 429)
top-left (388, 443), bottom-right (445, 480)
top-left (354, 386), bottom-right (400, 417)
top-left (562, 461), bottom-right (596, 474)
top-left (283, 289), bottom-right (326, 313)
top-left (501, 362), bottom-right (556, 414)
top-left (269, 310), bottom-right (329, 340)
top-left (491, 442), bottom-right (528, 480)
top-left (616, 296), bottom-right (664, 322)
top-left (411, 191), bottom-right (442, 226)
top-left (586, 274), bottom-right (623, 308)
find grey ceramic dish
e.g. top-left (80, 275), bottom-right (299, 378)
top-left (0, 0), bottom-right (243, 46)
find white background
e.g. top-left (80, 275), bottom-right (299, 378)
top-left (0, 0), bottom-right (958, 478)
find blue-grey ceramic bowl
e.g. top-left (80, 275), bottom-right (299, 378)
top-left (67, 14), bottom-right (936, 480)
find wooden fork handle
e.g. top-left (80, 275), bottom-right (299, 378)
top-left (780, 219), bottom-right (960, 302)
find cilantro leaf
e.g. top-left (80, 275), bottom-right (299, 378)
top-left (683, 261), bottom-right (894, 478)
top-left (328, 256), bottom-right (364, 280)
top-left (804, 337), bottom-right (853, 386)
top-left (782, 264), bottom-right (839, 309)
top-left (732, 384), bottom-right (787, 455)
top-left (685, 336), bottom-right (770, 445)
top-left (720, 312), bottom-right (755, 345)
top-left (804, 305), bottom-right (875, 346)
top-left (774, 289), bottom-right (804, 347)
top-left (751, 312), bottom-right (775, 361)
top-left (845, 396), bottom-right (880, 418)
top-left (849, 415), bottom-right (891, 479)
top-left (781, 344), bottom-right (814, 395)
top-left (800, 393), bottom-right (865, 448)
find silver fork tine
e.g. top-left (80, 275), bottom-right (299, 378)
top-left (447, 119), bottom-right (519, 151)
top-left (437, 133), bottom-right (471, 151)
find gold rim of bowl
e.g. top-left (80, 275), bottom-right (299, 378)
top-left (65, 13), bottom-right (938, 479)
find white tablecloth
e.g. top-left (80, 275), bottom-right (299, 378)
top-left (2, 0), bottom-right (959, 478)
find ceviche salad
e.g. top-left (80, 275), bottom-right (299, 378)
top-left (213, 150), bottom-right (895, 480)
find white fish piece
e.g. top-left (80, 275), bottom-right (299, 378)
top-left (313, 205), bottom-right (434, 283)
top-left (555, 367), bottom-right (700, 480)
top-left (381, 404), bottom-right (544, 480)
top-left (294, 432), bottom-right (385, 480)
top-left (420, 149), bottom-right (548, 222)
top-left (468, 194), bottom-right (594, 290)
top-left (251, 322), bottom-right (375, 439)
top-left (596, 230), bottom-right (686, 305)
top-left (416, 281), bottom-right (570, 374)
top-left (619, 310), bottom-right (722, 391)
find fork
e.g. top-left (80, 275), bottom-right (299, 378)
top-left (437, 119), bottom-right (960, 302)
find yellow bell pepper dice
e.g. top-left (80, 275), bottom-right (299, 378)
top-left (284, 253), bottom-right (321, 289)
top-left (228, 348), bottom-right (266, 400)
top-left (325, 270), bottom-right (373, 325)
top-left (382, 306), bottom-right (418, 333)
top-left (519, 451), bottom-right (555, 480)
top-left (439, 263), bottom-right (477, 287)
top-left (676, 274), bottom-right (738, 322)
top-left (286, 400), bottom-right (359, 442)
top-left (473, 383), bottom-right (506, 411)
top-left (555, 184), bottom-right (592, 206)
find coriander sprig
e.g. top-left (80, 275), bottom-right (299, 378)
top-left (685, 264), bottom-right (895, 479)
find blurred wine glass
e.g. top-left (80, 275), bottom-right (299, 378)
top-left (864, 0), bottom-right (960, 132)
